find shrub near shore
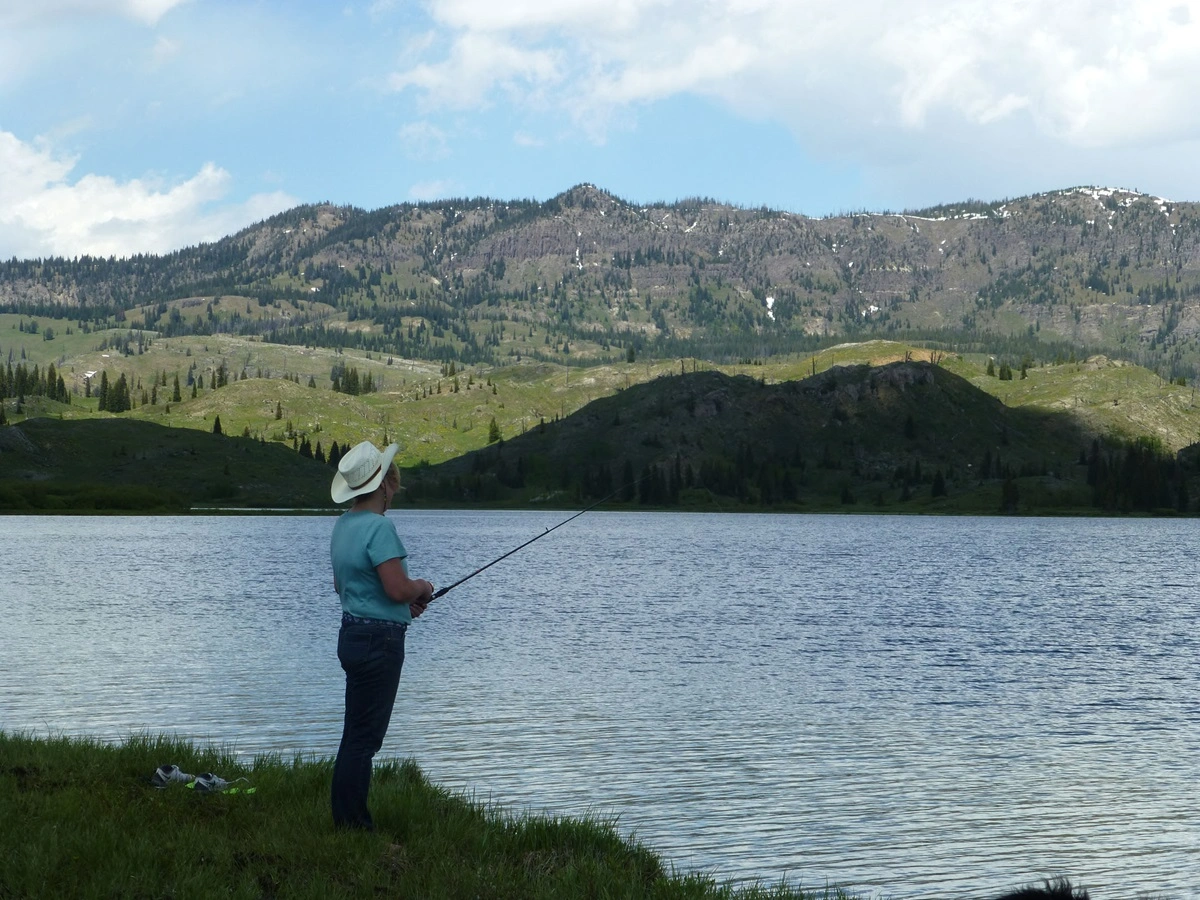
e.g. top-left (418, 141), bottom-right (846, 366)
top-left (0, 732), bottom-right (852, 900)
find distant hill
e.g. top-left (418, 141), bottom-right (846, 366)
top-left (2, 183), bottom-right (1200, 378)
top-left (2, 349), bottom-right (1195, 514)
top-left (0, 418), bottom-right (331, 510)
top-left (403, 359), bottom-right (1195, 515)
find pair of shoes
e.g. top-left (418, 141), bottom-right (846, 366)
top-left (187, 772), bottom-right (251, 794)
top-left (152, 764), bottom-right (194, 788)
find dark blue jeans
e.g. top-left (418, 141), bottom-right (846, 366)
top-left (331, 620), bottom-right (406, 830)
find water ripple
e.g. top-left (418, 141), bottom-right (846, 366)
top-left (1, 512), bottom-right (1198, 897)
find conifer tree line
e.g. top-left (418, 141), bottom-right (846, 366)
top-left (1085, 437), bottom-right (1190, 512)
top-left (0, 360), bottom-right (71, 406)
top-left (0, 351), bottom-right (387, 418)
top-left (94, 371), bottom-right (132, 412)
top-left (398, 410), bottom-right (1200, 515)
top-left (330, 364), bottom-right (376, 395)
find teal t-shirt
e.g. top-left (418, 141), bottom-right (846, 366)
top-left (330, 510), bottom-right (412, 624)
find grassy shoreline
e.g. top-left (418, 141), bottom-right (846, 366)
top-left (1, 732), bottom-right (853, 900)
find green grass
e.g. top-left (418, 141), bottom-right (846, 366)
top-left (0, 732), bottom-right (853, 900)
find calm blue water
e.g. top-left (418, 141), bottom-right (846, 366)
top-left (2, 511), bottom-right (1198, 898)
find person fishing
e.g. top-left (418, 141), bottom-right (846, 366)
top-left (328, 440), bottom-right (435, 831)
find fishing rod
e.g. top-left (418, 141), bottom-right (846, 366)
top-left (430, 480), bottom-right (639, 601)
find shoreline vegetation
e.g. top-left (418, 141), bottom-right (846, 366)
top-left (1, 731), bottom-right (854, 900)
top-left (0, 490), bottom-right (1192, 517)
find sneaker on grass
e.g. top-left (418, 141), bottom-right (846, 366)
top-left (189, 772), bottom-right (250, 793)
top-left (151, 765), bottom-right (194, 788)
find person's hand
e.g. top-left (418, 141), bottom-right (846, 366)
top-left (410, 600), bottom-right (428, 619)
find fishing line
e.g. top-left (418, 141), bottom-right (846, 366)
top-left (430, 479), bottom-right (641, 601)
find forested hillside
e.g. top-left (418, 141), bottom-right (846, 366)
top-left (404, 359), bottom-right (1195, 516)
top-left (3, 184), bottom-right (1200, 378)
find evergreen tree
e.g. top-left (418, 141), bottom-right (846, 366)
top-left (780, 469), bottom-right (797, 501)
top-left (980, 449), bottom-right (993, 482)
top-left (487, 417), bottom-right (501, 444)
top-left (212, 415), bottom-right (223, 435)
top-left (109, 374), bottom-right (131, 412)
top-left (931, 469), bottom-right (947, 497)
top-left (172, 374), bottom-right (182, 402)
top-left (1000, 477), bottom-right (1019, 513)
top-left (621, 459), bottom-right (636, 500)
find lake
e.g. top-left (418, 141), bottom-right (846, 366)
top-left (2, 511), bottom-right (1197, 898)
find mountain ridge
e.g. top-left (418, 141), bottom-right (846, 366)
top-left (3, 183), bottom-right (1199, 377)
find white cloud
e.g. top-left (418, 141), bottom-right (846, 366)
top-left (0, 130), bottom-right (296, 259)
top-left (368, 0), bottom-right (399, 17)
top-left (0, 0), bottom-right (188, 27)
top-left (398, 121), bottom-right (450, 160)
top-left (408, 179), bottom-right (464, 201)
top-left (151, 34), bottom-right (180, 65)
top-left (388, 31), bottom-right (560, 108)
top-left (429, 0), bottom-right (662, 33)
top-left (0, 133), bottom-right (76, 207)
top-left (389, 0), bottom-right (1200, 153)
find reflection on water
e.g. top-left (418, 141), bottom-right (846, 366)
top-left (2, 512), bottom-right (1198, 898)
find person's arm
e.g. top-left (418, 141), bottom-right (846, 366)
top-left (376, 558), bottom-right (434, 615)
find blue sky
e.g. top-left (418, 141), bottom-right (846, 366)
top-left (3, 0), bottom-right (1200, 259)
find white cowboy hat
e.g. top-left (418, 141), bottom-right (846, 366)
top-left (331, 441), bottom-right (400, 503)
